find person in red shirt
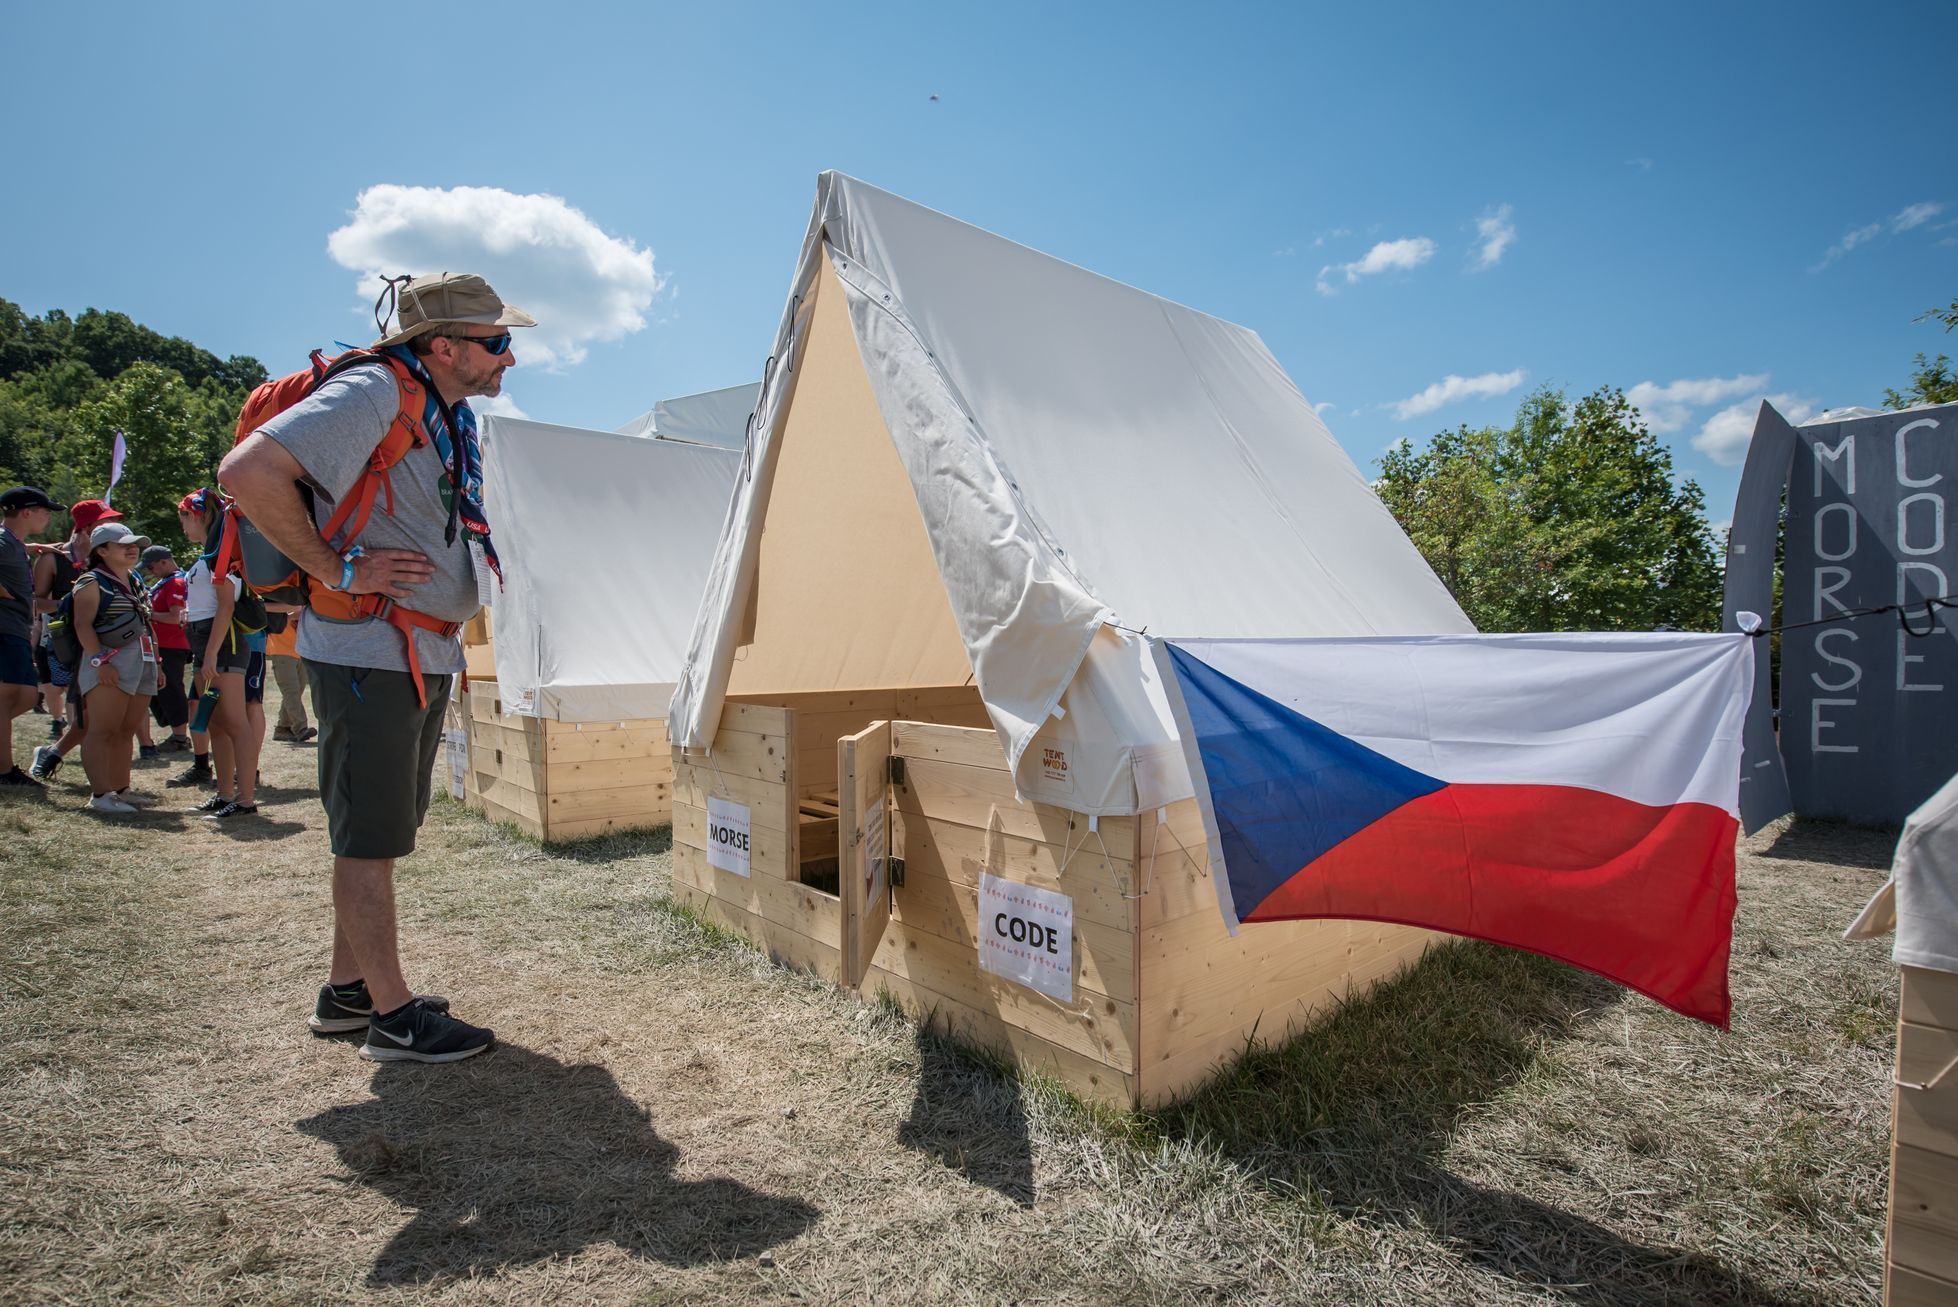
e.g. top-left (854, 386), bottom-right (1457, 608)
top-left (140, 544), bottom-right (193, 752)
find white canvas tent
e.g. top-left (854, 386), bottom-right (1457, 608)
top-left (614, 382), bottom-right (761, 447)
top-left (482, 416), bottom-right (741, 722)
top-left (669, 171), bottom-right (1472, 816)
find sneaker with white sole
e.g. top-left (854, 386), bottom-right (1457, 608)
top-left (308, 982), bottom-right (452, 1034)
top-left (88, 793), bottom-right (140, 815)
top-left (202, 800), bottom-right (259, 822)
top-left (359, 997), bottom-right (493, 1064)
top-left (29, 746), bottom-right (61, 781)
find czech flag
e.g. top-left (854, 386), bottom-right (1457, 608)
top-left (1156, 634), bottom-right (1752, 1028)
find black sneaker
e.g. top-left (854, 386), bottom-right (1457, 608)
top-left (159, 735), bottom-right (191, 754)
top-left (359, 997), bottom-right (492, 1063)
top-left (168, 762), bottom-right (213, 787)
top-left (47, 719), bottom-right (63, 740)
top-left (308, 982), bottom-right (451, 1034)
top-left (202, 800), bottom-right (259, 821)
top-left (190, 794), bottom-right (229, 813)
top-left (0, 766), bottom-right (44, 789)
top-left (139, 744), bottom-right (160, 761)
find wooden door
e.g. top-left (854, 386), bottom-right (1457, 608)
top-left (838, 720), bottom-right (894, 988)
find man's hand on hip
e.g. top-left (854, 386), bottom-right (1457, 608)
top-left (349, 549), bottom-right (436, 599)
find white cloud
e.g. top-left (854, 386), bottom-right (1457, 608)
top-left (1894, 202), bottom-right (1944, 232)
top-left (1692, 394), bottom-right (1816, 465)
top-left (1317, 237), bottom-right (1436, 294)
top-left (1626, 373), bottom-right (1772, 433)
top-left (327, 184), bottom-right (661, 371)
top-left (1812, 201), bottom-right (1946, 270)
top-left (1471, 204), bottom-right (1515, 270)
top-left (1311, 227), bottom-right (1353, 249)
top-left (1392, 369), bottom-right (1527, 419)
top-left (475, 393), bottom-right (529, 420)
top-left (1627, 157), bottom-right (1655, 172)
top-left (1312, 399), bottom-right (1336, 417)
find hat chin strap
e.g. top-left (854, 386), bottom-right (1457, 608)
top-left (373, 274), bottom-right (418, 339)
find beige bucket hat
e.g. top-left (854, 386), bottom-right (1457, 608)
top-left (372, 271), bottom-right (537, 347)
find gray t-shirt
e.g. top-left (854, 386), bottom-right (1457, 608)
top-left (258, 366), bottom-right (481, 674)
top-left (0, 527), bottom-right (32, 641)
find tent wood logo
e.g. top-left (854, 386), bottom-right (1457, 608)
top-left (1040, 747), bottom-right (1070, 786)
top-left (706, 795), bottom-right (752, 877)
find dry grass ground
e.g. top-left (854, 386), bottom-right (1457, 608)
top-left (0, 727), bottom-right (1899, 1305)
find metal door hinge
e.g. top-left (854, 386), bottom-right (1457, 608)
top-left (888, 755), bottom-right (906, 786)
top-left (888, 857), bottom-right (905, 888)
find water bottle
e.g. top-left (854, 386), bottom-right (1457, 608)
top-left (190, 685), bottom-right (221, 733)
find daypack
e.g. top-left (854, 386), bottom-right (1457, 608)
top-left (224, 347), bottom-right (464, 706)
top-left (46, 570), bottom-right (149, 667)
top-left (222, 348), bottom-right (428, 603)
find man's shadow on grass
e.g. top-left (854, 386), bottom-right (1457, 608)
top-left (296, 1043), bottom-right (819, 1286)
top-left (897, 1021), bottom-right (1034, 1207)
top-left (1160, 942), bottom-right (1809, 1307)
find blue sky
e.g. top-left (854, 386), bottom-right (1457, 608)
top-left (4, 3), bottom-right (1953, 519)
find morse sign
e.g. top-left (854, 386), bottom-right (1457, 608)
top-left (1783, 406), bottom-right (1958, 824)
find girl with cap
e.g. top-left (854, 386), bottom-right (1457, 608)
top-left (71, 521), bottom-right (160, 814)
top-left (29, 499), bottom-right (121, 781)
top-left (179, 489), bottom-right (259, 819)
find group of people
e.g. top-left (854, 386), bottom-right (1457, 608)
top-left (0, 490), bottom-right (317, 816)
top-left (8, 270), bottom-right (532, 1067)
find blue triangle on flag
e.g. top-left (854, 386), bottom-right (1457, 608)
top-left (1166, 644), bottom-right (1445, 917)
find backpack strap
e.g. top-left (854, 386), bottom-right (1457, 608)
top-left (314, 353), bottom-right (428, 551)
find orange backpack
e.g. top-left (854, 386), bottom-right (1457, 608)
top-left (228, 348), bottom-right (463, 705)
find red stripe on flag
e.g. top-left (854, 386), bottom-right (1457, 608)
top-left (1242, 784), bottom-right (1738, 1027)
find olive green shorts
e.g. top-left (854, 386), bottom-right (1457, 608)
top-left (305, 661), bottom-right (453, 860)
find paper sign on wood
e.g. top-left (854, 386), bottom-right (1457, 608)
top-left (979, 872), bottom-right (1074, 1002)
top-left (706, 795), bottom-right (752, 877)
top-left (445, 728), bottom-right (468, 800)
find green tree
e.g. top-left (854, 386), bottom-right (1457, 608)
top-left (1887, 295), bottom-right (1958, 408)
top-left (61, 363), bottom-right (237, 555)
top-left (1884, 354), bottom-right (1958, 408)
top-left (1376, 385), bottom-right (1723, 632)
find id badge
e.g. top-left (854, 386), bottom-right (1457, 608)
top-left (468, 539), bottom-right (495, 608)
top-left (139, 633), bottom-right (157, 663)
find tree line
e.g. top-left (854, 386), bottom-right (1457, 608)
top-left (1377, 296), bottom-right (1958, 633)
top-left (0, 299), bottom-right (267, 556)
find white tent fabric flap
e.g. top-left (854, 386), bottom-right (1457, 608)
top-left (613, 382), bottom-right (760, 447)
top-left (1846, 771), bottom-right (1958, 972)
top-left (669, 172), bottom-right (1471, 813)
top-left (483, 416), bottom-right (740, 721)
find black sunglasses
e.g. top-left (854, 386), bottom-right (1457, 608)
top-left (450, 332), bottom-right (513, 357)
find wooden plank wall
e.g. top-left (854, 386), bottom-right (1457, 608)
top-left (1889, 966), bottom-right (1958, 1303)
top-left (1134, 800), bottom-right (1438, 1107)
top-left (461, 679), bottom-right (674, 841)
top-left (771, 685), bottom-right (989, 799)
top-left (671, 700), bottom-right (846, 985)
top-left (877, 721), bottom-right (1141, 1107)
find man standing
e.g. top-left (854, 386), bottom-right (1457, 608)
top-left (0, 486), bottom-right (60, 787)
top-left (220, 272), bottom-right (532, 1065)
top-left (266, 610), bottom-right (314, 743)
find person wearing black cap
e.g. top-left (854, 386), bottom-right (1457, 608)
top-left (138, 544), bottom-right (193, 754)
top-left (0, 486), bottom-right (62, 786)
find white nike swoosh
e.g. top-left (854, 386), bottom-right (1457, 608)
top-left (377, 1027), bottom-right (415, 1046)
